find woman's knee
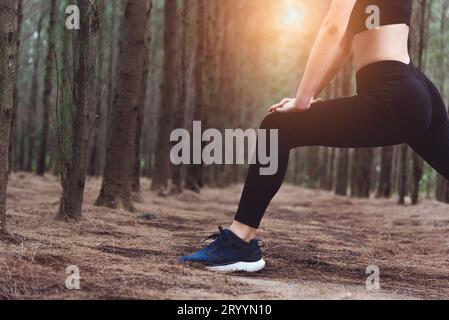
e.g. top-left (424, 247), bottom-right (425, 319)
top-left (258, 113), bottom-right (294, 150)
top-left (259, 113), bottom-right (283, 130)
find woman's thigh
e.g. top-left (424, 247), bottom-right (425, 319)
top-left (262, 95), bottom-right (409, 149)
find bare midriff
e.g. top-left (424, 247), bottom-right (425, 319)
top-left (353, 24), bottom-right (411, 72)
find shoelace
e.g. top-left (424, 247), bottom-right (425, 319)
top-left (202, 226), bottom-right (265, 256)
top-left (203, 226), bottom-right (226, 257)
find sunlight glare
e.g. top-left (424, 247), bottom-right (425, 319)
top-left (281, 1), bottom-right (305, 29)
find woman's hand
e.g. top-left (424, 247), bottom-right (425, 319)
top-left (268, 97), bottom-right (322, 113)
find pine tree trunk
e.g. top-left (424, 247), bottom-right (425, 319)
top-left (0, 0), bottom-right (18, 232)
top-left (307, 147), bottom-right (320, 188)
top-left (25, 16), bottom-right (43, 172)
top-left (87, 2), bottom-right (105, 177)
top-left (324, 148), bottom-right (336, 191)
top-left (293, 150), bottom-right (303, 185)
top-left (105, 0), bottom-right (118, 158)
top-left (96, 0), bottom-right (152, 210)
top-left (319, 148), bottom-right (329, 190)
top-left (36, 0), bottom-right (57, 176)
top-left (171, 0), bottom-right (190, 194)
top-left (398, 144), bottom-right (409, 205)
top-left (151, 0), bottom-right (178, 193)
top-left (351, 148), bottom-right (374, 198)
top-left (410, 0), bottom-right (431, 205)
top-left (17, 119), bottom-right (25, 170)
top-left (185, 0), bottom-right (206, 193)
top-left (335, 149), bottom-right (349, 196)
top-left (335, 63), bottom-right (352, 196)
top-left (58, 0), bottom-right (97, 219)
top-left (132, 15), bottom-right (151, 193)
top-left (9, 0), bottom-right (22, 173)
top-left (377, 146), bottom-right (394, 198)
top-left (133, 36), bottom-right (150, 192)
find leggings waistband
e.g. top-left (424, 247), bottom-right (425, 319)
top-left (356, 60), bottom-right (419, 92)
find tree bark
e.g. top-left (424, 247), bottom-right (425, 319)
top-left (151, 0), bottom-right (178, 193)
top-left (319, 148), bottom-right (333, 190)
top-left (397, 145), bottom-right (409, 205)
top-left (36, 0), bottom-right (58, 176)
top-left (185, 0), bottom-right (206, 193)
top-left (351, 148), bottom-right (374, 198)
top-left (377, 146), bottom-right (394, 198)
top-left (307, 147), bottom-right (320, 188)
top-left (132, 1), bottom-right (152, 193)
top-left (410, 0), bottom-right (430, 205)
top-left (335, 63), bottom-right (352, 196)
top-left (105, 0), bottom-right (118, 170)
top-left (321, 148), bottom-right (335, 191)
top-left (0, 0), bottom-right (18, 232)
top-left (8, 0), bottom-right (22, 173)
top-left (58, 0), bottom-right (97, 219)
top-left (88, 0), bottom-right (106, 177)
top-left (170, 0), bottom-right (190, 195)
top-left (24, 16), bottom-right (43, 172)
top-left (96, 0), bottom-right (152, 210)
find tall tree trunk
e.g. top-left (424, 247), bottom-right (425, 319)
top-left (88, 0), bottom-right (106, 177)
top-left (171, 0), bottom-right (190, 195)
top-left (131, 53), bottom-right (149, 193)
top-left (410, 0), bottom-right (430, 205)
top-left (25, 16), bottom-right (43, 172)
top-left (335, 149), bottom-right (349, 196)
top-left (151, 0), bottom-right (178, 193)
top-left (397, 145), bottom-right (409, 205)
top-left (17, 117), bottom-right (25, 170)
top-left (0, 0), bottom-right (18, 232)
top-left (185, 0), bottom-right (206, 193)
top-left (325, 148), bottom-right (336, 190)
top-left (96, 0), bottom-right (152, 210)
top-left (9, 0), bottom-right (22, 173)
top-left (58, 0), bottom-right (97, 219)
top-left (306, 147), bottom-right (320, 188)
top-left (94, 0), bottom-right (119, 179)
top-left (335, 63), bottom-right (352, 196)
top-left (377, 146), bottom-right (394, 198)
top-left (105, 0), bottom-right (118, 170)
top-left (319, 148), bottom-right (330, 190)
top-left (351, 148), bottom-right (374, 198)
top-left (132, 1), bottom-right (152, 193)
top-left (36, 0), bottom-right (58, 176)
top-left (213, 0), bottom-right (232, 187)
top-left (200, 0), bottom-right (220, 187)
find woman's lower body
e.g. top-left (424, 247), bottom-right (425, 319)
top-left (179, 60), bottom-right (449, 272)
top-left (235, 61), bottom-right (449, 229)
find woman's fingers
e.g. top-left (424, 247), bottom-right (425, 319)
top-left (269, 102), bottom-right (285, 112)
top-left (270, 97), bottom-right (320, 113)
top-left (280, 98), bottom-right (291, 105)
top-left (268, 98), bottom-right (294, 112)
top-left (269, 104), bottom-right (282, 112)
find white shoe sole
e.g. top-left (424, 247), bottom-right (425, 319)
top-left (206, 259), bottom-right (266, 273)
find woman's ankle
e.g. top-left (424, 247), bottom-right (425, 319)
top-left (230, 220), bottom-right (257, 243)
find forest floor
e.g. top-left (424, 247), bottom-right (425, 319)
top-left (1, 173), bottom-right (449, 300)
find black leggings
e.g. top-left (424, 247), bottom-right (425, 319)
top-left (235, 61), bottom-right (449, 229)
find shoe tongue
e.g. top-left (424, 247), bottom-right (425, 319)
top-left (223, 229), bottom-right (252, 246)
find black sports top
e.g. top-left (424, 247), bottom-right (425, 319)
top-left (348, 0), bottom-right (412, 34)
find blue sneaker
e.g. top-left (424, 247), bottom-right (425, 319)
top-left (178, 227), bottom-right (265, 272)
